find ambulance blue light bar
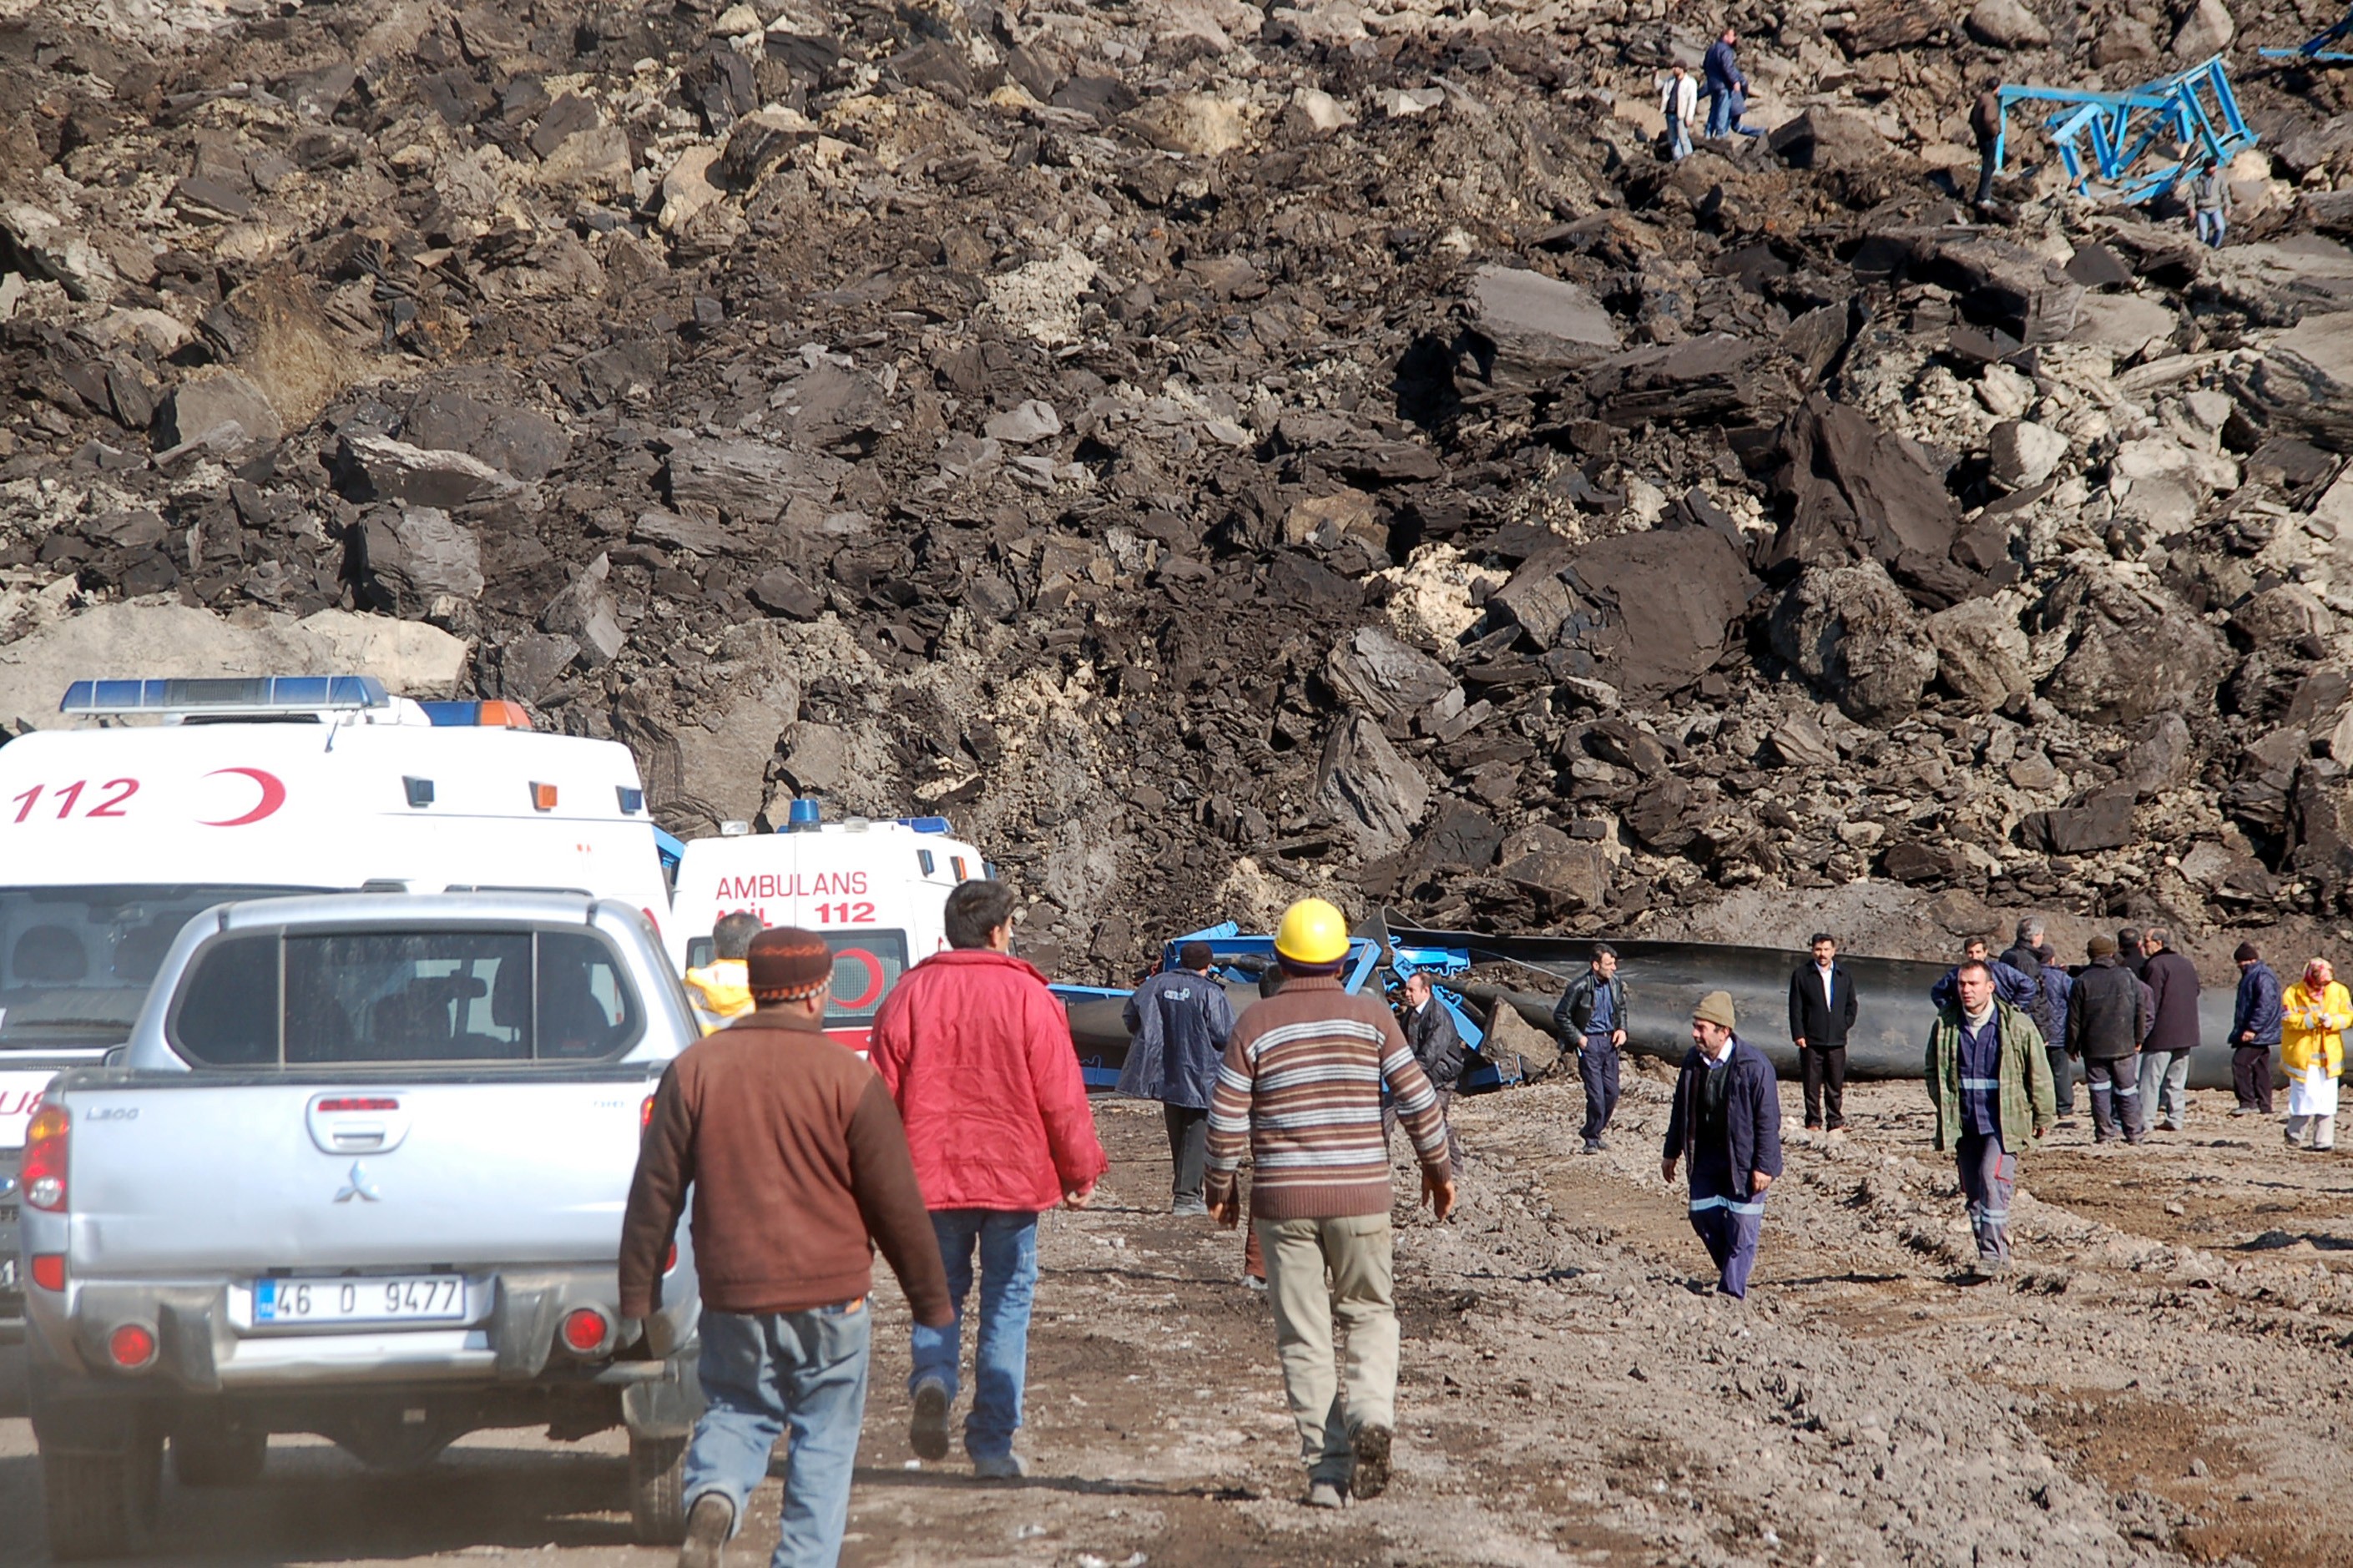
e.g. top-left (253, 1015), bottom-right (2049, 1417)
top-left (417, 700), bottom-right (533, 729)
top-left (60, 676), bottom-right (390, 715)
top-left (896, 816), bottom-right (952, 834)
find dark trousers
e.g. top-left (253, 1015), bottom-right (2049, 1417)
top-left (1956, 1130), bottom-right (2016, 1263)
top-left (2086, 1052), bottom-right (2145, 1142)
top-left (1382, 1088), bottom-right (1463, 1174)
top-left (1688, 1157), bottom-right (1764, 1298)
top-left (1975, 139), bottom-right (1997, 204)
top-left (2048, 1046), bottom-right (2074, 1117)
top-left (1800, 1044), bottom-right (1846, 1130)
top-left (2232, 1046), bottom-right (2276, 1114)
top-left (1164, 1104), bottom-right (1209, 1202)
top-left (1579, 1041), bottom-right (1621, 1146)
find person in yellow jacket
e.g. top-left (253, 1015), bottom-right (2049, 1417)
top-left (2281, 958), bottom-right (2351, 1152)
top-left (684, 911), bottom-right (763, 1034)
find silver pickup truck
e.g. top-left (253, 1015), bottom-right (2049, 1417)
top-left (17, 892), bottom-right (707, 1559)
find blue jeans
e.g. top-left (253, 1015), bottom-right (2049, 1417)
top-left (2197, 209), bottom-right (2226, 247)
top-left (1668, 112), bottom-right (1691, 160)
top-left (686, 1303), bottom-right (871, 1568)
top-left (1705, 85), bottom-right (1732, 137)
top-left (907, 1209), bottom-right (1038, 1460)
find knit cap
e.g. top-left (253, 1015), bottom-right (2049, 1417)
top-left (2234, 941), bottom-right (2260, 962)
top-left (1692, 990), bottom-right (1736, 1030)
top-left (2088, 935), bottom-right (2117, 959)
top-left (747, 926), bottom-right (831, 1002)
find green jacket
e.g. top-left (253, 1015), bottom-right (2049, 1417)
top-left (1925, 1000), bottom-right (2056, 1152)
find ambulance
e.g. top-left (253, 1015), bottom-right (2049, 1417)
top-left (0, 673), bottom-right (678, 1338)
top-left (667, 799), bottom-right (987, 1051)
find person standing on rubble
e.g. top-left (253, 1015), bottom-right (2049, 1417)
top-left (2282, 959), bottom-right (2350, 1152)
top-left (683, 910), bottom-right (761, 1033)
top-left (1663, 991), bottom-right (1782, 1299)
top-left (1206, 897), bottom-right (1455, 1509)
top-left (1786, 932), bottom-right (1857, 1147)
top-left (2138, 928), bottom-right (2199, 1133)
top-left (1926, 958), bottom-right (2055, 1279)
top-left (620, 927), bottom-right (952, 1568)
top-left (1662, 63), bottom-right (1698, 161)
top-left (1117, 940), bottom-right (1237, 1217)
top-left (1385, 971), bottom-right (1468, 1174)
top-left (1555, 942), bottom-right (1629, 1154)
top-left (1702, 25), bottom-right (1753, 139)
top-left (2067, 936), bottom-right (2149, 1144)
top-left (868, 879), bottom-right (1108, 1481)
top-left (2193, 162), bottom-right (2232, 248)
top-left (1971, 78), bottom-right (2004, 209)
top-left (2229, 941), bottom-right (2282, 1120)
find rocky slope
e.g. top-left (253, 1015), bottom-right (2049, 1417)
top-left (10, 0), bottom-right (2353, 978)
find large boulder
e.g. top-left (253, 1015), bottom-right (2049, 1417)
top-left (1926, 594), bottom-right (2032, 711)
top-left (1988, 419), bottom-right (2068, 490)
top-left (2244, 313), bottom-right (2353, 446)
top-left (1762, 396), bottom-right (1962, 571)
top-left (336, 433), bottom-right (524, 509)
top-left (1316, 711), bottom-right (1431, 856)
top-left (1463, 265), bottom-right (1620, 391)
top-left (1325, 626), bottom-right (1457, 723)
top-left (2171, 0), bottom-right (2234, 57)
top-left (2032, 562), bottom-right (2228, 727)
top-left (664, 436), bottom-right (851, 523)
top-left (155, 369), bottom-right (281, 453)
top-left (1965, 0), bottom-right (2051, 47)
top-left (352, 504), bottom-right (485, 608)
top-left (1770, 560), bottom-right (1940, 724)
top-left (1517, 527), bottom-right (1757, 699)
top-left (1766, 108), bottom-right (1885, 170)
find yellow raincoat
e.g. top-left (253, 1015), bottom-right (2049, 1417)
top-left (2281, 980), bottom-right (2351, 1079)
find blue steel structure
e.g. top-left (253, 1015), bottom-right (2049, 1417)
top-left (1055, 920), bottom-right (1522, 1092)
top-left (1993, 56), bottom-right (2255, 206)
top-left (2259, 4), bottom-right (2353, 62)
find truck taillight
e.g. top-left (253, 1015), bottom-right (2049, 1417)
top-left (665, 1243), bottom-right (679, 1275)
top-left (30, 1253), bottom-right (65, 1292)
top-left (23, 1102), bottom-right (67, 1212)
top-left (560, 1308), bottom-right (610, 1356)
top-left (641, 1095), bottom-right (656, 1130)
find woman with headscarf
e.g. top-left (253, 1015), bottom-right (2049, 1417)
top-left (2280, 959), bottom-right (2351, 1151)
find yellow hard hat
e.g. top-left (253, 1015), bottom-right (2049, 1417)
top-left (1274, 897), bottom-right (1351, 966)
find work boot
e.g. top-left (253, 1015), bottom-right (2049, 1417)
top-left (972, 1451), bottom-right (1030, 1480)
top-left (1349, 1424), bottom-right (1393, 1500)
top-left (679, 1493), bottom-right (734, 1568)
top-left (1304, 1479), bottom-right (1346, 1509)
top-left (910, 1379), bottom-right (951, 1461)
top-left (1172, 1196), bottom-right (1209, 1217)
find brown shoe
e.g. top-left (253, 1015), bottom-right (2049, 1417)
top-left (1350, 1424), bottom-right (1393, 1500)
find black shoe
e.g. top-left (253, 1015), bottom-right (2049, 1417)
top-left (1350, 1424), bottom-right (1393, 1500)
top-left (911, 1379), bottom-right (951, 1461)
top-left (679, 1494), bottom-right (734, 1568)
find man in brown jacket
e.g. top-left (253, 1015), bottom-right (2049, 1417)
top-left (621, 926), bottom-right (952, 1568)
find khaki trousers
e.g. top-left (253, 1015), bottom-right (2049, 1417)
top-left (1255, 1214), bottom-right (1398, 1483)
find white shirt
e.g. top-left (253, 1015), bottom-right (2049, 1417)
top-left (1817, 961), bottom-right (1835, 1008)
top-left (1662, 73), bottom-right (1698, 123)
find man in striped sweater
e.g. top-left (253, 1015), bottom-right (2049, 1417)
top-left (1205, 898), bottom-right (1457, 1510)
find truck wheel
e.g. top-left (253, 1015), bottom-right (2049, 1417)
top-left (629, 1434), bottom-right (688, 1545)
top-left (172, 1424), bottom-right (268, 1488)
top-left (43, 1430), bottom-right (163, 1560)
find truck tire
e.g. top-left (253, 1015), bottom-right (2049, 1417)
top-left (172, 1424), bottom-right (268, 1488)
top-left (43, 1430), bottom-right (162, 1560)
top-left (629, 1433), bottom-right (688, 1545)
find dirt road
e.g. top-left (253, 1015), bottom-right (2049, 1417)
top-left (10, 1080), bottom-right (2353, 1565)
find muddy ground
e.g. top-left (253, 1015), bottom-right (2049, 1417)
top-left (14, 1078), bottom-right (2353, 1565)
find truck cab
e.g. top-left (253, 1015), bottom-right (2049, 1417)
top-left (666, 802), bottom-right (983, 1051)
top-left (0, 675), bottom-right (676, 1342)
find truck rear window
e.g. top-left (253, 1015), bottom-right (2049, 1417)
top-left (171, 929), bottom-right (644, 1066)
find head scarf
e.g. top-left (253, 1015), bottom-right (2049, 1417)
top-left (2305, 958), bottom-right (2334, 993)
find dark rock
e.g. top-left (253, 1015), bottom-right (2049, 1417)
top-left (2021, 792), bottom-right (2135, 855)
top-left (1766, 108), bottom-right (1886, 170)
top-left (1763, 395), bottom-right (1961, 573)
top-left (664, 436), bottom-right (850, 523)
top-left (750, 567), bottom-right (825, 619)
top-left (1316, 711), bottom-right (1430, 856)
top-left (336, 432), bottom-right (523, 508)
top-left (353, 503), bottom-right (485, 607)
top-left (1463, 265), bottom-right (1620, 392)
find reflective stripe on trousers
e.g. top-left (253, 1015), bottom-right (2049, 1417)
top-left (1689, 1194), bottom-right (1765, 1218)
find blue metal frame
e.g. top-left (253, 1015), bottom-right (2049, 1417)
top-left (1994, 56), bottom-right (2255, 207)
top-left (2260, 5), bottom-right (2353, 61)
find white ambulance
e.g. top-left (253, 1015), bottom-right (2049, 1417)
top-left (668, 800), bottom-right (987, 1051)
top-left (0, 673), bottom-right (677, 1336)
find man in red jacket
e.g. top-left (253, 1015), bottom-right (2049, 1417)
top-left (868, 878), bottom-right (1108, 1480)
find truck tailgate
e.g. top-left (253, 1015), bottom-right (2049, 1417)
top-left (65, 1073), bottom-right (660, 1276)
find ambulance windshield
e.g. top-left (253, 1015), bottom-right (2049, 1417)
top-left (823, 930), bottom-right (908, 1026)
top-left (0, 884), bottom-right (313, 1047)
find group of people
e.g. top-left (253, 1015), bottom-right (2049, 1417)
top-left (622, 890), bottom-right (1458, 1566)
top-left (1658, 27), bottom-right (1760, 160)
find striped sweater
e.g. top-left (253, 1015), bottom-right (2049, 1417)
top-left (1203, 976), bottom-right (1451, 1220)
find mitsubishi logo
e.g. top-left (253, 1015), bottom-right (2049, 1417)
top-left (335, 1162), bottom-right (381, 1203)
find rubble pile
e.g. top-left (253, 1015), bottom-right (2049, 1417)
top-left (13, 0), bottom-right (2353, 976)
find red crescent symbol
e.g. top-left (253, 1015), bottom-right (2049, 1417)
top-left (199, 767), bottom-right (287, 827)
top-left (833, 948), bottom-right (886, 1011)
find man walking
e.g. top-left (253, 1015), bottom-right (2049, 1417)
top-left (1662, 991), bottom-right (1783, 1299)
top-left (1554, 943), bottom-right (1628, 1154)
top-left (1118, 940), bottom-right (1236, 1216)
top-left (2139, 927), bottom-right (2200, 1132)
top-left (2067, 935), bottom-right (2149, 1144)
top-left (2034, 943), bottom-right (2076, 1126)
top-left (683, 910), bottom-right (761, 1033)
top-left (869, 879), bottom-right (1108, 1480)
top-left (1971, 78), bottom-right (2003, 209)
top-left (620, 928), bottom-right (953, 1568)
top-left (2229, 941), bottom-right (2282, 1118)
top-left (1786, 932), bottom-right (1858, 1146)
top-left (2193, 162), bottom-right (2231, 248)
top-left (1384, 971), bottom-right (1467, 1174)
top-left (1925, 960), bottom-right (2056, 1278)
top-left (1929, 936), bottom-right (2037, 1012)
top-left (1206, 898), bottom-right (1455, 1509)
top-left (1662, 63), bottom-right (1698, 160)
top-left (1702, 25), bottom-right (1753, 138)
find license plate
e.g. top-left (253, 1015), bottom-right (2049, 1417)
top-left (254, 1276), bottom-right (466, 1324)
top-left (0, 1256), bottom-right (15, 1290)
top-left (0, 1204), bottom-right (16, 1225)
